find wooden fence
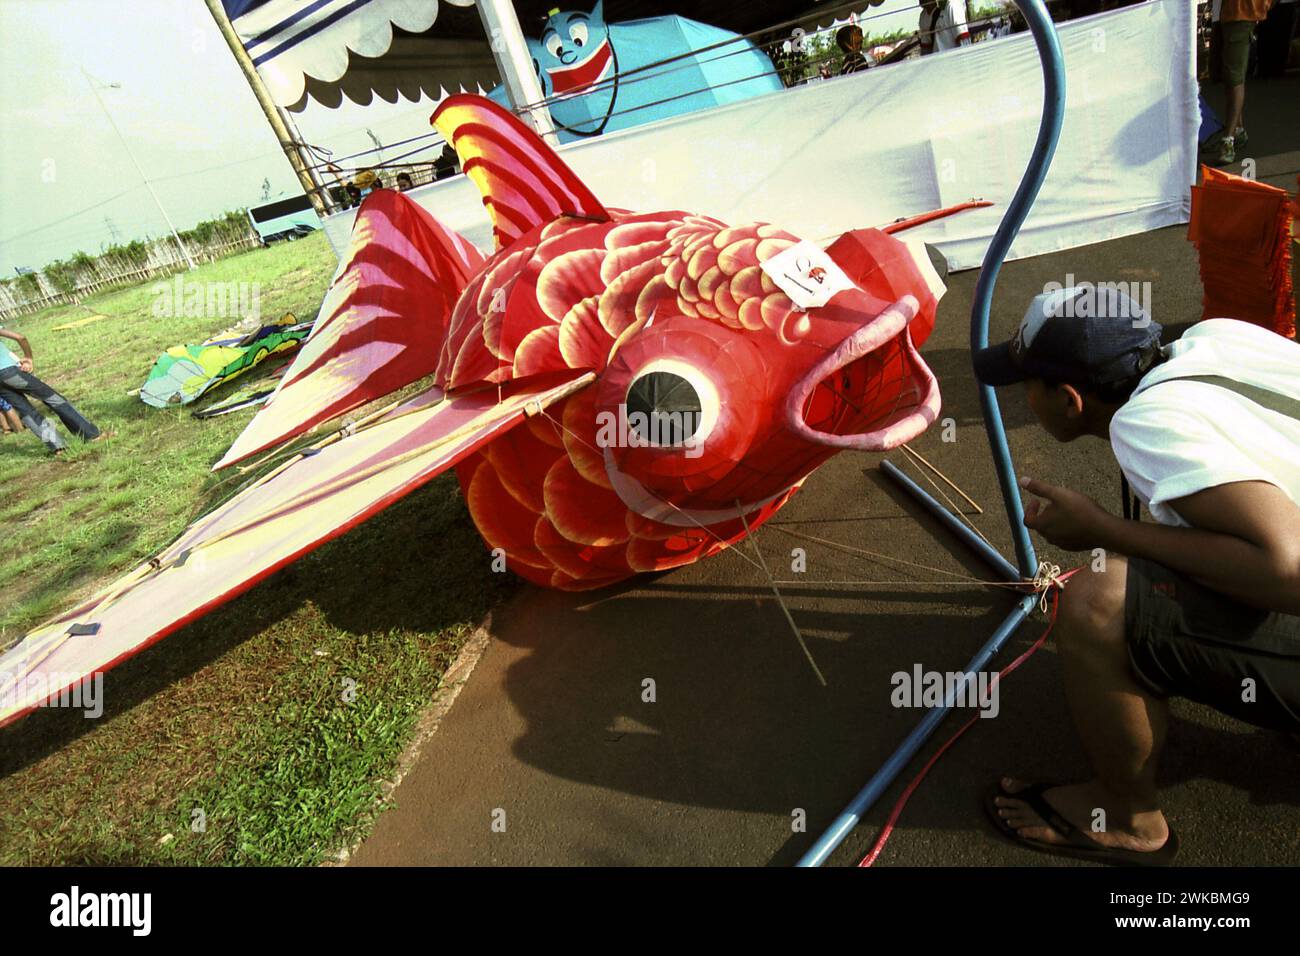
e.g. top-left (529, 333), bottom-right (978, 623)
top-left (0, 231), bottom-right (262, 321)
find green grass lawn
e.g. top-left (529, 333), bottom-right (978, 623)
top-left (0, 233), bottom-right (514, 865)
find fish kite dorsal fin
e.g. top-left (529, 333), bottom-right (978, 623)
top-left (432, 94), bottom-right (609, 250)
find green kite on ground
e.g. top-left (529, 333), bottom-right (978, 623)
top-left (141, 315), bottom-right (311, 408)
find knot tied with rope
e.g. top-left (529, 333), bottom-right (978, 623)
top-left (1027, 560), bottom-right (1068, 613)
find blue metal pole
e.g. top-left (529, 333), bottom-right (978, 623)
top-left (796, 0), bottom-right (1067, 867)
top-left (971, 1), bottom-right (1066, 578)
top-left (879, 461), bottom-right (1021, 583)
top-left (796, 594), bottom-right (1038, 867)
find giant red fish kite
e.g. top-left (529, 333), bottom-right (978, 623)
top-left (0, 95), bottom-right (958, 726)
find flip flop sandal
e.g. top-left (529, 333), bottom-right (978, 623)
top-left (984, 780), bottom-right (1179, 867)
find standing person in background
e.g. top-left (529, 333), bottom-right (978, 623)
top-left (919, 0), bottom-right (971, 56)
top-left (0, 327), bottom-right (101, 454)
top-left (433, 144), bottom-right (459, 181)
top-left (1257, 0), bottom-right (1297, 78)
top-left (836, 25), bottom-right (874, 75)
top-left (1213, 0), bottom-right (1276, 166)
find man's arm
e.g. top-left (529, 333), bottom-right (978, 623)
top-left (0, 329), bottom-right (33, 371)
top-left (1021, 478), bottom-right (1300, 615)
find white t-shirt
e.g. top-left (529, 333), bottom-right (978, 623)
top-left (920, 1), bottom-right (971, 54)
top-left (1110, 319), bottom-right (1300, 527)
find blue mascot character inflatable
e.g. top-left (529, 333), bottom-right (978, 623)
top-left (489, 2), bottom-right (783, 142)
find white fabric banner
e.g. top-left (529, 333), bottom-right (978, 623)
top-left (325, 0), bottom-right (1197, 273)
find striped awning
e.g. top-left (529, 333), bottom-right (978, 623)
top-left (223, 0), bottom-right (481, 108)
top-left (221, 1), bottom-right (879, 112)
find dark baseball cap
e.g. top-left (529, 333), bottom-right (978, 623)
top-left (973, 286), bottom-right (1164, 390)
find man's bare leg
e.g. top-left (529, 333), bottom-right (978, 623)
top-left (1224, 81), bottom-right (1245, 140)
top-left (994, 556), bottom-right (1171, 851)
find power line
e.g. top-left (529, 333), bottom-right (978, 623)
top-left (0, 187), bottom-right (141, 245)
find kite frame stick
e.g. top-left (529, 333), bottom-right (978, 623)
top-left (796, 0), bottom-right (1066, 867)
top-left (900, 442), bottom-right (983, 514)
top-left (878, 199), bottom-right (994, 235)
top-left (879, 461), bottom-right (1018, 583)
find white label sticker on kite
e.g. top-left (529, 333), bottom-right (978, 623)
top-left (759, 241), bottom-right (855, 309)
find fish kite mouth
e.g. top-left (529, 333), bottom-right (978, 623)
top-left (785, 296), bottom-right (940, 451)
top-left (547, 39), bottom-right (614, 95)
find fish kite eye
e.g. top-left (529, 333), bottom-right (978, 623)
top-left (569, 21), bottom-right (588, 47)
top-left (625, 370), bottom-right (703, 446)
top-left (544, 32), bottom-right (563, 57)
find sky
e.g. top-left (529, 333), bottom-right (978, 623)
top-left (0, 0), bottom-right (925, 273)
top-left (0, 0), bottom-right (455, 272)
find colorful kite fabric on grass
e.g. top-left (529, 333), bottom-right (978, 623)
top-left (140, 318), bottom-right (313, 407)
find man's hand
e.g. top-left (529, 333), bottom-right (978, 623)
top-left (18, 358), bottom-right (32, 373)
top-left (1018, 476), bottom-right (1114, 551)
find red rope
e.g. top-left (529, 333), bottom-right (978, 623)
top-left (858, 568), bottom-right (1080, 867)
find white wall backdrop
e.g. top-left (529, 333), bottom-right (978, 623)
top-left (325, 0), bottom-right (1197, 273)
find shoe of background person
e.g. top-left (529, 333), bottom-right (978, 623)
top-left (1216, 135), bottom-right (1236, 166)
top-left (1234, 127), bottom-right (1248, 148)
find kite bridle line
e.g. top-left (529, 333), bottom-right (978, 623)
top-left (795, 0), bottom-right (1066, 867)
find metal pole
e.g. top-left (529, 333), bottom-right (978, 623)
top-left (795, 0), bottom-right (1068, 867)
top-left (970, 0), bottom-right (1066, 579)
top-left (279, 106), bottom-right (337, 215)
top-left (796, 595), bottom-right (1038, 867)
top-left (82, 69), bottom-right (197, 271)
top-left (202, 0), bottom-right (335, 217)
top-left (475, 0), bottom-right (559, 145)
top-left (879, 461), bottom-right (1021, 583)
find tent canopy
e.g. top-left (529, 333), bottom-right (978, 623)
top-left (222, 0), bottom-right (868, 112)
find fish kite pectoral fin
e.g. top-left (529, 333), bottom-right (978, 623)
top-left (432, 94), bottom-right (610, 250)
top-left (214, 190), bottom-right (486, 470)
top-left (0, 371), bottom-right (595, 731)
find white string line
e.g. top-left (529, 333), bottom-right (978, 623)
top-left (898, 448), bottom-right (995, 549)
top-left (900, 442), bottom-right (983, 514)
top-left (770, 524), bottom-right (1028, 590)
top-left (737, 501), bottom-right (828, 686)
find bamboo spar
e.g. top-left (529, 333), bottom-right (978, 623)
top-left (201, 0), bottom-right (335, 217)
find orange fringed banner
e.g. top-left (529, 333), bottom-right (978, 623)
top-left (1187, 166), bottom-right (1296, 339)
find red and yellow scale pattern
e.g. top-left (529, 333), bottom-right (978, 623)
top-left (445, 210), bottom-right (807, 590)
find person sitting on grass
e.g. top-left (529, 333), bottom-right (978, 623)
top-left (973, 287), bottom-right (1300, 865)
top-left (0, 326), bottom-right (102, 454)
top-left (0, 385), bottom-right (67, 453)
top-left (0, 392), bottom-right (23, 435)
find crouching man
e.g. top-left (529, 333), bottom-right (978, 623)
top-left (974, 288), bottom-right (1300, 865)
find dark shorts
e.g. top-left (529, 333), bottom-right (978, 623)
top-left (1125, 557), bottom-right (1300, 733)
top-left (1219, 20), bottom-right (1254, 86)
